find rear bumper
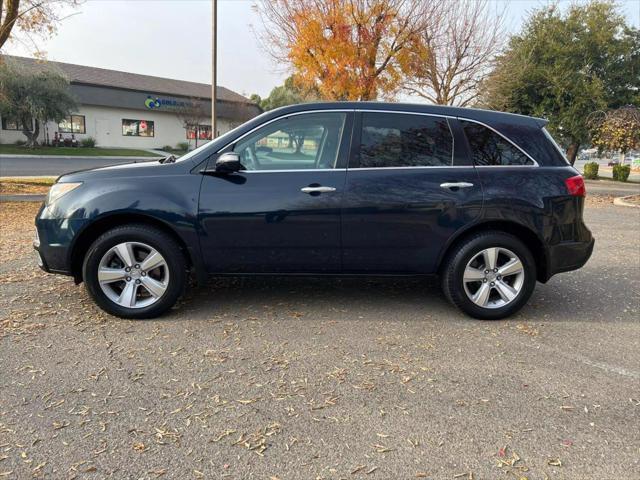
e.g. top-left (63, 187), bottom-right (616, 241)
top-left (545, 237), bottom-right (595, 280)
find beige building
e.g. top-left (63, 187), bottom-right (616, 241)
top-left (0, 56), bottom-right (262, 149)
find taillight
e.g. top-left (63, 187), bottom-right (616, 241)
top-left (564, 175), bottom-right (586, 197)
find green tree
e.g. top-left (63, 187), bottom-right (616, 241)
top-left (0, 60), bottom-right (77, 146)
top-left (251, 76), bottom-right (318, 111)
top-left (479, 1), bottom-right (640, 165)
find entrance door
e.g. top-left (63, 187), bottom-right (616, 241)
top-left (95, 118), bottom-right (113, 147)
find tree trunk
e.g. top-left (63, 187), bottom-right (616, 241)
top-left (0, 0), bottom-right (20, 50)
top-left (566, 143), bottom-right (579, 166)
top-left (22, 119), bottom-right (40, 148)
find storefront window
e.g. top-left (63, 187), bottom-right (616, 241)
top-left (2, 117), bottom-right (30, 131)
top-left (58, 115), bottom-right (86, 134)
top-left (186, 125), bottom-right (212, 140)
top-left (122, 119), bottom-right (154, 137)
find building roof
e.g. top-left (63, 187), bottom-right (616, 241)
top-left (1, 55), bottom-right (255, 105)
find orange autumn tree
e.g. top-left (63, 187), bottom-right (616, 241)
top-left (0, 0), bottom-right (81, 54)
top-left (589, 106), bottom-right (640, 164)
top-left (255, 0), bottom-right (442, 101)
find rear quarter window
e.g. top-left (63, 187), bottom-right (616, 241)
top-left (461, 120), bottom-right (533, 166)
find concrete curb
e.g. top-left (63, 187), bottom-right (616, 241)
top-left (0, 194), bottom-right (45, 202)
top-left (613, 195), bottom-right (640, 208)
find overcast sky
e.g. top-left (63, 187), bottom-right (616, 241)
top-left (4, 0), bottom-right (639, 100)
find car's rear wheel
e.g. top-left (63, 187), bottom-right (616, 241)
top-left (441, 231), bottom-right (536, 320)
top-left (83, 225), bottom-right (186, 319)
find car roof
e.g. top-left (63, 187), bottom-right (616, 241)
top-left (265, 101), bottom-right (548, 128)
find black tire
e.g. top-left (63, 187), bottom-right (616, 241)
top-left (441, 231), bottom-right (536, 320)
top-left (83, 224), bottom-right (186, 319)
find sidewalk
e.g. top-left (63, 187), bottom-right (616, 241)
top-left (0, 153), bottom-right (157, 160)
top-left (584, 178), bottom-right (640, 197)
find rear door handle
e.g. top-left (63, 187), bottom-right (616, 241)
top-left (301, 186), bottom-right (336, 194)
top-left (440, 182), bottom-right (474, 189)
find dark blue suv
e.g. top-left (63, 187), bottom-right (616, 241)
top-left (34, 102), bottom-right (594, 320)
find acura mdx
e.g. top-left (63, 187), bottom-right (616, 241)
top-left (34, 103), bottom-right (594, 320)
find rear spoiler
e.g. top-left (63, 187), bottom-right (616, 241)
top-left (534, 117), bottom-right (549, 128)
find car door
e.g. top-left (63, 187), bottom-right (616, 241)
top-left (198, 111), bottom-right (353, 273)
top-left (341, 111), bottom-right (483, 274)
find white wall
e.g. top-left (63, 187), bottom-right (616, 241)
top-left (0, 105), bottom-right (237, 150)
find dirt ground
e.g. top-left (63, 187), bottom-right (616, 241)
top-left (0, 198), bottom-right (638, 480)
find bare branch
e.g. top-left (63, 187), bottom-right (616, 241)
top-left (401, 0), bottom-right (505, 106)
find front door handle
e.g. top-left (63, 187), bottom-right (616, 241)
top-left (440, 182), bottom-right (474, 190)
top-left (301, 186), bottom-right (337, 194)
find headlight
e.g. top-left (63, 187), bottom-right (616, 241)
top-left (47, 182), bottom-right (82, 205)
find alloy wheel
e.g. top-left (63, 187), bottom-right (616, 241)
top-left (462, 247), bottom-right (525, 309)
top-left (97, 241), bottom-right (170, 309)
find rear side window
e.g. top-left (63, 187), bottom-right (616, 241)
top-left (461, 120), bottom-right (533, 166)
top-left (358, 113), bottom-right (453, 168)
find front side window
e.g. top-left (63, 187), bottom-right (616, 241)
top-left (233, 112), bottom-right (346, 171)
top-left (122, 119), bottom-right (154, 137)
top-left (461, 120), bottom-right (533, 166)
top-left (59, 115), bottom-right (86, 134)
top-left (358, 113), bottom-right (453, 168)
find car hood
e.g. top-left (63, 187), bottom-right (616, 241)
top-left (57, 159), bottom-right (188, 183)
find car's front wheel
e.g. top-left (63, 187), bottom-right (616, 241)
top-left (83, 225), bottom-right (186, 319)
top-left (441, 231), bottom-right (536, 320)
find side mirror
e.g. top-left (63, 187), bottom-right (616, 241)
top-left (215, 152), bottom-right (244, 173)
top-left (201, 152), bottom-right (244, 175)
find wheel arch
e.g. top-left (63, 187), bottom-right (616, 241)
top-left (69, 212), bottom-right (202, 284)
top-left (437, 220), bottom-right (548, 282)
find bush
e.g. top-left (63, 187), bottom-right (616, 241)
top-left (162, 145), bottom-right (174, 151)
top-left (612, 164), bottom-right (631, 182)
top-left (14, 139), bottom-right (26, 146)
top-left (583, 162), bottom-right (599, 179)
top-left (80, 137), bottom-right (96, 148)
top-left (176, 142), bottom-right (189, 151)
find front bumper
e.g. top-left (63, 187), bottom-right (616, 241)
top-left (34, 206), bottom-right (87, 276)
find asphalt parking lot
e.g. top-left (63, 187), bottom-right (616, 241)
top-left (1, 198), bottom-right (638, 480)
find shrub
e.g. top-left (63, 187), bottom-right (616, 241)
top-left (583, 162), bottom-right (599, 179)
top-left (14, 139), bottom-right (26, 146)
top-left (612, 164), bottom-right (631, 182)
top-left (177, 142), bottom-right (189, 151)
top-left (162, 145), bottom-right (174, 151)
top-left (80, 137), bottom-right (97, 148)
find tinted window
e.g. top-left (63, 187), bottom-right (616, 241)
top-left (461, 120), bottom-right (533, 166)
top-left (233, 112), bottom-right (346, 171)
top-left (359, 113), bottom-right (453, 168)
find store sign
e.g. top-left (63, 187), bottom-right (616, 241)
top-left (144, 95), bottom-right (193, 110)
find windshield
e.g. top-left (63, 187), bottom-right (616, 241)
top-left (175, 123), bottom-right (246, 163)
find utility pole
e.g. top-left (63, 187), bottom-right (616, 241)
top-left (211, 0), bottom-right (217, 138)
